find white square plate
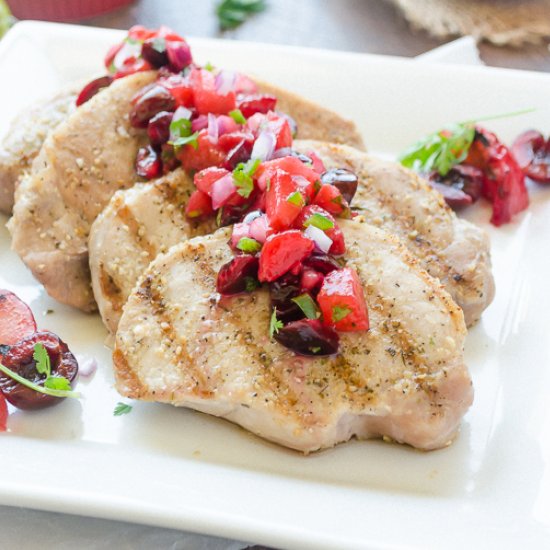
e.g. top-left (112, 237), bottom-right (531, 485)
top-left (1, 21), bottom-right (550, 550)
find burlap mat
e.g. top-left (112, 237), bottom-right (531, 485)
top-left (389, 0), bottom-right (550, 46)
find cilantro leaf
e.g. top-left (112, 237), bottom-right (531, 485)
top-left (44, 376), bottom-right (72, 391)
top-left (169, 117), bottom-right (199, 150)
top-left (114, 402), bottom-right (133, 416)
top-left (291, 294), bottom-right (321, 320)
top-left (33, 343), bottom-right (51, 377)
top-left (398, 122), bottom-right (476, 177)
top-left (171, 132), bottom-right (199, 150)
top-left (269, 308), bottom-right (284, 338)
top-left (244, 276), bottom-right (259, 292)
top-left (332, 305), bottom-right (352, 322)
top-left (304, 212), bottom-right (334, 231)
top-left (237, 237), bottom-right (262, 253)
top-left (229, 109), bottom-right (247, 125)
top-left (216, 0), bottom-right (267, 30)
top-left (204, 61), bottom-right (215, 71)
top-left (233, 159), bottom-right (261, 198)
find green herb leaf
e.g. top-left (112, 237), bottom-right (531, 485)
top-left (309, 346), bottom-right (321, 354)
top-left (244, 276), bottom-right (259, 292)
top-left (233, 158), bottom-right (261, 198)
top-left (44, 376), bottom-right (72, 391)
top-left (229, 109), bottom-right (247, 125)
top-left (171, 132), bottom-right (200, 150)
top-left (0, 0), bottom-right (14, 39)
top-left (332, 305), bottom-right (351, 322)
top-left (287, 191), bottom-right (305, 207)
top-left (269, 308), bottom-right (284, 338)
top-left (216, 0), bottom-right (267, 30)
top-left (0, 361), bottom-right (80, 399)
top-left (237, 237), bottom-right (262, 253)
top-left (291, 294), bottom-right (321, 319)
top-left (204, 61), bottom-right (215, 72)
top-left (399, 122), bottom-right (476, 177)
top-left (304, 212), bottom-right (334, 231)
top-left (114, 402), bottom-right (133, 416)
top-left (33, 343), bottom-right (51, 377)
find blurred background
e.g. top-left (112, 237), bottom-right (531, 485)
top-left (2, 0), bottom-right (550, 71)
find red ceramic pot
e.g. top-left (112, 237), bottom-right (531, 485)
top-left (7, 0), bottom-right (135, 22)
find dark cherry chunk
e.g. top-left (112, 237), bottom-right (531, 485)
top-left (147, 111), bottom-right (173, 146)
top-left (75, 75), bottom-right (113, 107)
top-left (130, 85), bottom-right (176, 128)
top-left (0, 332), bottom-right (79, 410)
top-left (141, 37), bottom-right (169, 68)
top-left (511, 129), bottom-right (550, 183)
top-left (217, 255), bottom-right (259, 295)
top-left (427, 164), bottom-right (484, 209)
top-left (136, 145), bottom-right (162, 179)
top-left (269, 273), bottom-right (302, 322)
top-left (274, 319), bottom-right (339, 356)
top-left (320, 168), bottom-right (359, 204)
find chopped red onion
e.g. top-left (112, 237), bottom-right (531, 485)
top-left (211, 173), bottom-right (237, 209)
top-left (79, 357), bottom-right (98, 379)
top-left (271, 147), bottom-right (293, 159)
top-left (192, 114), bottom-right (208, 132)
top-left (217, 115), bottom-right (239, 136)
top-left (251, 130), bottom-right (276, 161)
top-left (173, 105), bottom-right (192, 121)
top-left (249, 214), bottom-right (269, 243)
top-left (215, 70), bottom-right (236, 96)
top-left (207, 113), bottom-right (219, 144)
top-left (231, 222), bottom-right (251, 248)
top-left (305, 225), bottom-right (333, 254)
top-left (166, 40), bottom-right (192, 72)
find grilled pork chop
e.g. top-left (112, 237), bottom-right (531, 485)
top-left (9, 72), bottom-right (363, 311)
top-left (90, 142), bottom-right (494, 335)
top-left (0, 85), bottom-right (78, 214)
top-left (114, 221), bottom-right (472, 452)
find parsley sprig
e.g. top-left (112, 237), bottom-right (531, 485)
top-left (114, 402), bottom-right (133, 416)
top-left (216, 0), bottom-right (267, 30)
top-left (233, 159), bottom-right (261, 198)
top-left (269, 308), bottom-right (283, 338)
top-left (0, 343), bottom-right (80, 399)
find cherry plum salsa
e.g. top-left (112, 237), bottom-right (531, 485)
top-left (77, 26), bottom-right (370, 356)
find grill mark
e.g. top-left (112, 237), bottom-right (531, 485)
top-left (112, 347), bottom-right (147, 398)
top-left (140, 270), bottom-right (214, 399)
top-left (115, 203), bottom-right (157, 259)
top-left (98, 261), bottom-right (124, 312)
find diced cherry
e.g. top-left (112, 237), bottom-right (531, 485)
top-left (427, 164), bottom-right (484, 209)
top-left (274, 319), bottom-right (339, 356)
top-left (217, 255), bottom-right (259, 295)
top-left (313, 184), bottom-right (350, 217)
top-left (186, 190), bottom-right (213, 219)
top-left (317, 268), bottom-right (369, 332)
top-left (303, 254), bottom-right (340, 274)
top-left (0, 331), bottom-right (79, 410)
top-left (130, 85), bottom-right (176, 128)
top-left (76, 75), bottom-right (113, 107)
top-left (0, 290), bottom-right (37, 346)
top-left (222, 136), bottom-right (254, 170)
top-left (136, 146), bottom-right (162, 179)
top-left (237, 94), bottom-right (277, 118)
top-left (511, 129), bottom-right (550, 184)
top-left (258, 230), bottom-right (314, 282)
top-left (0, 393), bottom-right (7, 431)
top-left (141, 37), bottom-right (169, 67)
top-left (269, 272), bottom-right (302, 322)
top-left (320, 168), bottom-right (358, 204)
top-left (147, 111), bottom-right (173, 146)
top-left (113, 58), bottom-right (153, 79)
top-left (300, 269), bottom-right (324, 294)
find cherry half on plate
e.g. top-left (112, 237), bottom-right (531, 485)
top-left (511, 130), bottom-right (550, 184)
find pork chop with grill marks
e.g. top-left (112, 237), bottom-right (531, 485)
top-left (8, 71), bottom-right (363, 312)
top-left (114, 220), bottom-right (472, 452)
top-left (0, 84), bottom-right (79, 214)
top-left (90, 141), bottom-right (493, 335)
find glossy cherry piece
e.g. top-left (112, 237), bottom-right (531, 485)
top-left (274, 319), bottom-right (339, 356)
top-left (136, 146), bottom-right (162, 179)
top-left (303, 254), bottom-right (340, 274)
top-left (141, 37), bottom-right (169, 68)
top-left (75, 75), bottom-right (113, 107)
top-left (217, 255), bottom-right (259, 295)
top-left (0, 289), bottom-right (37, 346)
top-left (269, 273), bottom-right (302, 322)
top-left (428, 164), bottom-right (484, 209)
top-left (320, 168), bottom-right (359, 204)
top-left (511, 129), bottom-right (550, 184)
top-left (0, 393), bottom-right (7, 431)
top-left (147, 111), bottom-right (173, 146)
top-left (237, 94), bottom-right (277, 118)
top-left (130, 85), bottom-right (176, 128)
top-left (0, 331), bottom-right (79, 410)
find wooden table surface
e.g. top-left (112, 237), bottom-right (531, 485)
top-left (84, 0), bottom-right (550, 71)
